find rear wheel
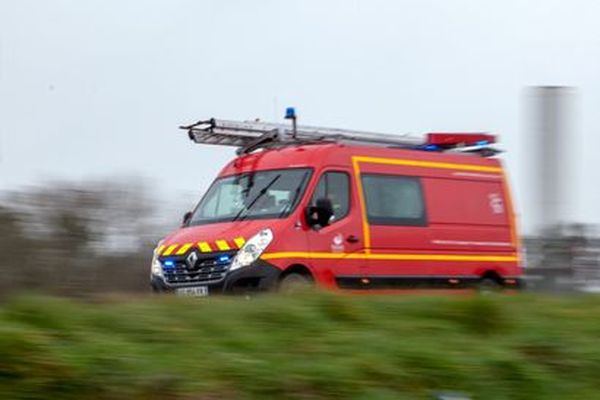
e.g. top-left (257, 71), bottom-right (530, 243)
top-left (279, 272), bottom-right (313, 294)
top-left (478, 277), bottom-right (503, 294)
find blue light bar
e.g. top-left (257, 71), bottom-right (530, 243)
top-left (163, 260), bottom-right (175, 268)
top-left (475, 140), bottom-right (489, 146)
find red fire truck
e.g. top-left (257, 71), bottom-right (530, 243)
top-left (151, 109), bottom-right (522, 295)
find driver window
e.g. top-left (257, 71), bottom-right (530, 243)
top-left (311, 171), bottom-right (350, 222)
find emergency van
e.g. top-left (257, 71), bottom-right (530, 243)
top-left (151, 110), bottom-right (522, 295)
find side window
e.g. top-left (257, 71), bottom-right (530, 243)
top-left (361, 174), bottom-right (427, 226)
top-left (311, 171), bottom-right (350, 222)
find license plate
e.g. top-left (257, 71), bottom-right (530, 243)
top-left (175, 286), bottom-right (208, 297)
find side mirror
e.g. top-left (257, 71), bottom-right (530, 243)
top-left (182, 211), bottom-right (193, 226)
top-left (306, 198), bottom-right (334, 229)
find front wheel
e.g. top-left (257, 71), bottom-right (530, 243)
top-left (279, 273), bottom-right (313, 294)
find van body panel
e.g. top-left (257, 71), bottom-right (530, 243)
top-left (152, 143), bottom-right (522, 293)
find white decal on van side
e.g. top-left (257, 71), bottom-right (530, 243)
top-left (331, 233), bottom-right (345, 253)
top-left (488, 193), bottom-right (505, 214)
top-left (431, 240), bottom-right (512, 247)
top-left (452, 172), bottom-right (501, 179)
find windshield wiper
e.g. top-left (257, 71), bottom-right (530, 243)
top-left (232, 174), bottom-right (281, 222)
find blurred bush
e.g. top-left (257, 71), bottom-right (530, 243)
top-left (0, 179), bottom-right (174, 298)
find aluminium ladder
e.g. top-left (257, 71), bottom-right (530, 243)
top-left (180, 118), bottom-right (499, 156)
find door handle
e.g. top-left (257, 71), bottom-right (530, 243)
top-left (346, 235), bottom-right (360, 244)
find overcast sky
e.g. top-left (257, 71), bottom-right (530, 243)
top-left (2, 0), bottom-right (600, 233)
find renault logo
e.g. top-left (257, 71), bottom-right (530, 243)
top-left (185, 251), bottom-right (198, 268)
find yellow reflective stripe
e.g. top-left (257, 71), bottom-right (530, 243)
top-left (162, 244), bottom-right (178, 256)
top-left (502, 170), bottom-right (519, 250)
top-left (261, 252), bottom-right (518, 262)
top-left (216, 240), bottom-right (231, 251)
top-left (357, 253), bottom-right (518, 262)
top-left (262, 252), bottom-right (345, 260)
top-left (156, 244), bottom-right (166, 255)
top-left (234, 237), bottom-right (246, 248)
top-left (352, 157), bottom-right (371, 252)
top-left (352, 155), bottom-right (503, 173)
top-left (197, 242), bottom-right (212, 253)
top-left (175, 243), bottom-right (193, 255)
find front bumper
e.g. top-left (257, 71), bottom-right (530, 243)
top-left (151, 259), bottom-right (282, 294)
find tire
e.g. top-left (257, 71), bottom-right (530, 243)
top-left (279, 273), bottom-right (313, 294)
top-left (477, 277), bottom-right (502, 294)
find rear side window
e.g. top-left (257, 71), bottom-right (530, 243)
top-left (361, 174), bottom-right (426, 226)
top-left (311, 171), bottom-right (350, 221)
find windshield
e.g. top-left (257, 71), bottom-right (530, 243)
top-left (189, 168), bottom-right (313, 225)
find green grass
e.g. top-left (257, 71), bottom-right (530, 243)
top-left (1, 292), bottom-right (600, 399)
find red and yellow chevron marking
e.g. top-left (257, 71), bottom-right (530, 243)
top-left (175, 243), bottom-right (193, 255)
top-left (160, 237), bottom-right (247, 256)
top-left (197, 241), bottom-right (212, 253)
top-left (162, 244), bottom-right (178, 256)
top-left (234, 237), bottom-right (246, 248)
top-left (215, 240), bottom-right (230, 251)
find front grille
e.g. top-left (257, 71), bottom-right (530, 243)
top-left (162, 251), bottom-right (235, 285)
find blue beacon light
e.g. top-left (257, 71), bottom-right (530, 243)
top-left (285, 107), bottom-right (296, 119)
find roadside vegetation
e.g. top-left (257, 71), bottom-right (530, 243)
top-left (0, 179), bottom-right (173, 298)
top-left (1, 292), bottom-right (600, 399)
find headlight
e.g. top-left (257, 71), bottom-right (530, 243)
top-left (230, 228), bottom-right (273, 271)
top-left (151, 241), bottom-right (164, 277)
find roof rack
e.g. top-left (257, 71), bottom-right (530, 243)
top-left (180, 109), bottom-right (501, 157)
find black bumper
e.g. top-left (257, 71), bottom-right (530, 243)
top-left (151, 259), bottom-right (282, 295)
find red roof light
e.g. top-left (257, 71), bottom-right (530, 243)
top-left (426, 133), bottom-right (496, 146)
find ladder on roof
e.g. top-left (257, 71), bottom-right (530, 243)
top-left (180, 111), bottom-right (500, 156)
top-left (180, 118), bottom-right (423, 153)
